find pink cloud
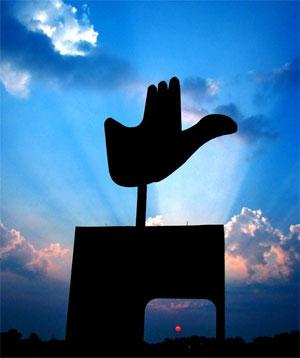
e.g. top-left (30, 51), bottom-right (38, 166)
top-left (146, 298), bottom-right (212, 312)
top-left (225, 253), bottom-right (249, 282)
top-left (225, 208), bottom-right (299, 284)
top-left (0, 222), bottom-right (70, 279)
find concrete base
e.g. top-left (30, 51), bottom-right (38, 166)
top-left (66, 226), bottom-right (225, 355)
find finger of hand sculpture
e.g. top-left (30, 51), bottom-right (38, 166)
top-left (105, 77), bottom-right (238, 187)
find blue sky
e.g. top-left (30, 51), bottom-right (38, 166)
top-left (1, 0), bottom-right (299, 342)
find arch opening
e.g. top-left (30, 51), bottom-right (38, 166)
top-left (144, 298), bottom-right (216, 343)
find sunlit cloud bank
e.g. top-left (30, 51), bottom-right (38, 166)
top-left (0, 223), bottom-right (70, 280)
top-left (4, 206), bottom-right (296, 287)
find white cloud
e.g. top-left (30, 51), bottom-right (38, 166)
top-left (0, 223), bottom-right (69, 278)
top-left (146, 215), bottom-right (164, 226)
top-left (14, 0), bottom-right (98, 56)
top-left (0, 62), bottom-right (31, 98)
top-left (289, 224), bottom-right (300, 241)
top-left (225, 208), bottom-right (299, 283)
top-left (2, 1), bottom-right (135, 96)
top-left (207, 78), bottom-right (220, 96)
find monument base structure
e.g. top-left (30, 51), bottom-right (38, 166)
top-left (66, 226), bottom-right (225, 355)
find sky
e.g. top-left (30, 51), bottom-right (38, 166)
top-left (1, 0), bottom-right (299, 343)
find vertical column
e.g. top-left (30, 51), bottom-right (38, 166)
top-left (136, 184), bottom-right (147, 227)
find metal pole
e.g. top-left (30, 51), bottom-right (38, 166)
top-left (136, 184), bottom-right (147, 227)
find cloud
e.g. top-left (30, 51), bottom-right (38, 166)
top-left (0, 1), bottom-right (136, 97)
top-left (147, 298), bottom-right (212, 312)
top-left (290, 224), bottom-right (300, 240)
top-left (13, 0), bottom-right (98, 56)
top-left (0, 223), bottom-right (69, 278)
top-left (215, 103), bottom-right (277, 144)
top-left (181, 76), bottom-right (220, 125)
top-left (214, 103), bottom-right (243, 121)
top-left (225, 208), bottom-right (299, 284)
top-left (180, 68), bottom-right (286, 143)
top-left (146, 215), bottom-right (164, 226)
top-left (182, 77), bottom-right (220, 103)
top-left (0, 61), bottom-right (31, 98)
top-left (253, 59), bottom-right (299, 90)
top-left (182, 107), bottom-right (208, 125)
top-left (251, 58), bottom-right (299, 104)
top-left (237, 114), bottom-right (277, 143)
top-left (180, 77), bottom-right (276, 145)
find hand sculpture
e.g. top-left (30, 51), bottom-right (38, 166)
top-left (105, 77), bottom-right (237, 187)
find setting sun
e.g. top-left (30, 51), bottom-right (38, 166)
top-left (175, 325), bottom-right (182, 333)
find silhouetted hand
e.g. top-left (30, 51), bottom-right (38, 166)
top-left (105, 77), bottom-right (237, 187)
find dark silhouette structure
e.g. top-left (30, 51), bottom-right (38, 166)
top-left (105, 77), bottom-right (237, 226)
top-left (66, 77), bottom-right (237, 355)
top-left (67, 226), bottom-right (224, 355)
top-left (105, 77), bottom-right (237, 188)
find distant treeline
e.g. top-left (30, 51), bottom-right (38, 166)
top-left (1, 328), bottom-right (299, 357)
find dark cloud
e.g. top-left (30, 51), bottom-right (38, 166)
top-left (0, 3), bottom-right (137, 93)
top-left (182, 85), bottom-right (277, 145)
top-left (182, 76), bottom-right (219, 103)
top-left (215, 103), bottom-right (277, 144)
top-left (237, 114), bottom-right (277, 143)
top-left (215, 103), bottom-right (243, 121)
